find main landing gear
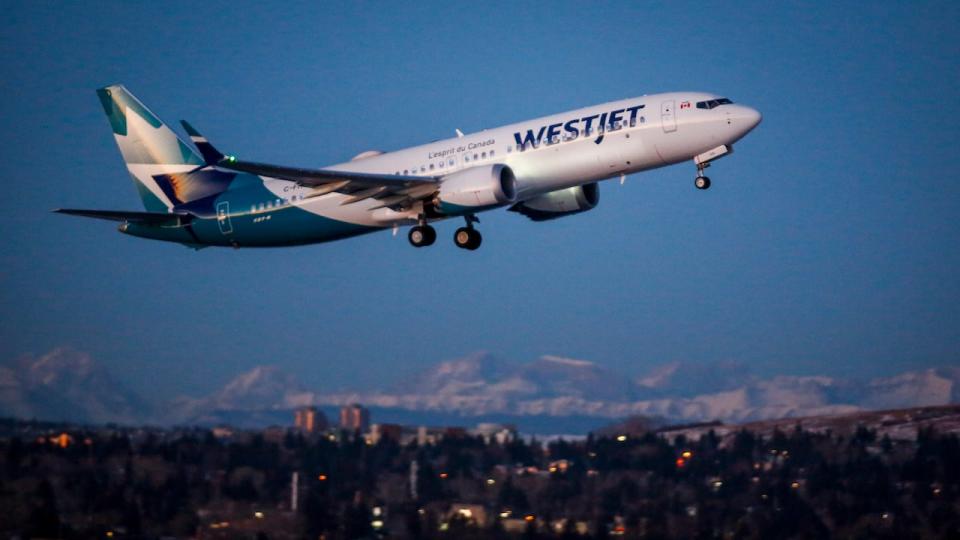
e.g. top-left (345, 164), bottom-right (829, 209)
top-left (408, 223), bottom-right (436, 247)
top-left (407, 215), bottom-right (482, 250)
top-left (454, 215), bottom-right (482, 251)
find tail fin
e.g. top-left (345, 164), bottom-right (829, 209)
top-left (97, 85), bottom-right (230, 211)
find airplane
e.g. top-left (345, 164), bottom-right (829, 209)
top-left (56, 85), bottom-right (761, 250)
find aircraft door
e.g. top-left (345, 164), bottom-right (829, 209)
top-left (216, 201), bottom-right (233, 235)
top-left (661, 100), bottom-right (677, 133)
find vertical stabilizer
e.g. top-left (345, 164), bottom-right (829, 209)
top-left (97, 85), bottom-right (226, 211)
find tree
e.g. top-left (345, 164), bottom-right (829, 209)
top-left (25, 479), bottom-right (61, 539)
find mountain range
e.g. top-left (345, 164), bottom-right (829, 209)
top-left (0, 348), bottom-right (150, 425)
top-left (2, 349), bottom-right (958, 433)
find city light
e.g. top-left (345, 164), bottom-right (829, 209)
top-left (486, 478), bottom-right (496, 485)
top-left (616, 434), bottom-right (627, 442)
top-left (681, 450), bottom-right (693, 459)
top-left (318, 474), bottom-right (328, 481)
top-left (254, 511), bottom-right (264, 519)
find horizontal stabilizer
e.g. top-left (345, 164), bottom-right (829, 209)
top-left (54, 208), bottom-right (187, 225)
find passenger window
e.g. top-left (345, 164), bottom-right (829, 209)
top-left (507, 146), bottom-right (512, 153)
top-left (481, 151), bottom-right (486, 159)
top-left (490, 150), bottom-right (495, 157)
top-left (473, 153), bottom-right (478, 160)
top-left (429, 163), bottom-right (434, 170)
top-left (464, 155), bottom-right (470, 162)
top-left (449, 159), bottom-right (454, 166)
top-left (420, 166), bottom-right (426, 172)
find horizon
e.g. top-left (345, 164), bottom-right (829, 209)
top-left (6, 345), bottom-right (957, 400)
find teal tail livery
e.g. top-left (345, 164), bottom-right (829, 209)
top-left (56, 85), bottom-right (762, 250)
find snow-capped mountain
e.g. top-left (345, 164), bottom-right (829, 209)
top-left (168, 365), bottom-right (315, 424)
top-left (861, 368), bottom-right (960, 410)
top-left (0, 348), bottom-right (149, 424)
top-left (634, 360), bottom-right (752, 398)
top-left (2, 349), bottom-right (957, 429)
top-left (306, 354), bottom-right (959, 425)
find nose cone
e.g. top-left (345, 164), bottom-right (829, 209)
top-left (743, 106), bottom-right (762, 130)
top-left (728, 105), bottom-right (762, 141)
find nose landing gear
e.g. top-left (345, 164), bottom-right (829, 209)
top-left (695, 162), bottom-right (711, 190)
top-left (693, 144), bottom-right (733, 190)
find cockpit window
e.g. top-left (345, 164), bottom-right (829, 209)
top-left (696, 98), bottom-right (734, 110)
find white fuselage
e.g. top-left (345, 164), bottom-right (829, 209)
top-left (259, 91), bottom-right (761, 228)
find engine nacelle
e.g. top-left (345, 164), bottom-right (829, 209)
top-left (434, 164), bottom-right (517, 215)
top-left (509, 183), bottom-right (599, 221)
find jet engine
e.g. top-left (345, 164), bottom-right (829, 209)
top-left (434, 164), bottom-right (517, 215)
top-left (508, 183), bottom-right (599, 221)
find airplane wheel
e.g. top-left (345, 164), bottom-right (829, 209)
top-left (695, 176), bottom-right (711, 190)
top-left (454, 227), bottom-right (482, 250)
top-left (408, 225), bottom-right (436, 247)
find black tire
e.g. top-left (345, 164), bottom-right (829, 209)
top-left (695, 176), bottom-right (711, 190)
top-left (467, 229), bottom-right (482, 250)
top-left (408, 225), bottom-right (436, 247)
top-left (454, 228), bottom-right (472, 249)
top-left (454, 227), bottom-right (482, 250)
top-left (421, 225), bottom-right (436, 246)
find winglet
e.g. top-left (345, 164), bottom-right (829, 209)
top-left (180, 120), bottom-right (225, 165)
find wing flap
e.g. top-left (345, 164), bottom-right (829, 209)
top-left (217, 157), bottom-right (440, 189)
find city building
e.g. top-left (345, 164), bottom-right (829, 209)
top-left (339, 404), bottom-right (370, 432)
top-left (293, 406), bottom-right (328, 433)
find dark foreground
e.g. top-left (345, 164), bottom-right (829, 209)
top-left (0, 412), bottom-right (958, 539)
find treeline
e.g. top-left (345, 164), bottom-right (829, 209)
top-left (0, 422), bottom-right (958, 539)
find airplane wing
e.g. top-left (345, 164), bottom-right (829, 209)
top-left (181, 120), bottom-right (440, 210)
top-left (54, 208), bottom-right (188, 224)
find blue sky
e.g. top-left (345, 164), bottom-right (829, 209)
top-left (1, 2), bottom-right (957, 400)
